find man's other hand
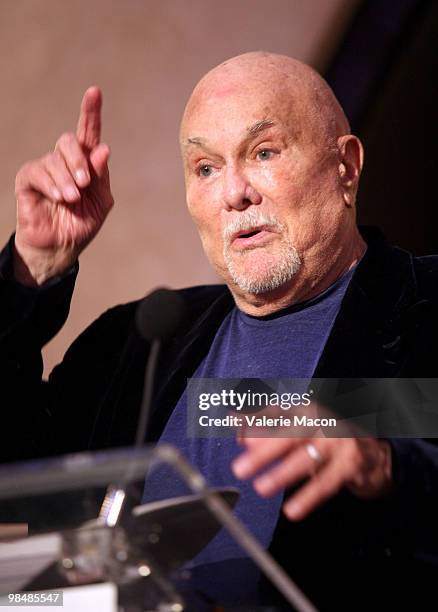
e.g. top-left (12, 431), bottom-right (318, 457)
top-left (232, 437), bottom-right (393, 521)
top-left (14, 87), bottom-right (114, 286)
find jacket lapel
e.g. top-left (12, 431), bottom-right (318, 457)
top-left (148, 289), bottom-right (235, 441)
top-left (313, 228), bottom-right (420, 378)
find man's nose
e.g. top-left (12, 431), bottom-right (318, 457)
top-left (222, 164), bottom-right (262, 211)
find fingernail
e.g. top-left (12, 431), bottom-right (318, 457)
top-left (65, 186), bottom-right (80, 201)
top-left (284, 501), bottom-right (301, 520)
top-left (52, 187), bottom-right (62, 201)
top-left (254, 476), bottom-right (272, 495)
top-left (232, 457), bottom-right (251, 478)
top-left (75, 169), bottom-right (89, 185)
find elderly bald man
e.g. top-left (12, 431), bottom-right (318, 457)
top-left (2, 52), bottom-right (438, 608)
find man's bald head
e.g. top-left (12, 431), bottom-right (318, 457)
top-left (181, 51), bottom-right (350, 148)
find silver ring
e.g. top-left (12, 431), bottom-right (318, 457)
top-left (305, 442), bottom-right (323, 467)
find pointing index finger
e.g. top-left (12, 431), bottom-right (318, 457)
top-left (76, 86), bottom-right (102, 150)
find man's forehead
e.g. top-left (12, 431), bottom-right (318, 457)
top-left (185, 78), bottom-right (293, 119)
top-left (180, 85), bottom-right (300, 148)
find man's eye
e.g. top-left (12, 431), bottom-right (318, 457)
top-left (256, 149), bottom-right (274, 161)
top-left (199, 164), bottom-right (213, 177)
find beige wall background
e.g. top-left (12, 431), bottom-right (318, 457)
top-left (0, 0), bottom-right (358, 375)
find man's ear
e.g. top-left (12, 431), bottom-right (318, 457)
top-left (337, 135), bottom-right (364, 207)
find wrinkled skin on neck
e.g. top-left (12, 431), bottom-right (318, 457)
top-left (180, 52), bottom-right (366, 316)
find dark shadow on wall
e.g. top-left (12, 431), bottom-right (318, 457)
top-left (325, 0), bottom-right (437, 255)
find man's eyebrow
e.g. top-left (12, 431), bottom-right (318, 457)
top-left (184, 136), bottom-right (206, 148)
top-left (183, 121), bottom-right (276, 148)
top-left (247, 119), bottom-right (276, 136)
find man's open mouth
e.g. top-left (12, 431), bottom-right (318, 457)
top-left (239, 229), bottom-right (262, 239)
top-left (230, 226), bottom-right (277, 248)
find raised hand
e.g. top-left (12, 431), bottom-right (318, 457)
top-left (14, 87), bottom-right (114, 286)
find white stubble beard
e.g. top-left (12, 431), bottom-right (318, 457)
top-left (222, 210), bottom-right (302, 294)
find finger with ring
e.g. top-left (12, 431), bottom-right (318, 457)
top-left (305, 442), bottom-right (324, 470)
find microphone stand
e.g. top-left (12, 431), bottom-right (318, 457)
top-left (98, 337), bottom-right (161, 527)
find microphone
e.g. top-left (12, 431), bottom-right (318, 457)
top-left (134, 288), bottom-right (186, 447)
top-left (135, 287), bottom-right (186, 343)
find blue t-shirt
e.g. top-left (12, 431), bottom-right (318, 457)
top-left (142, 268), bottom-right (354, 600)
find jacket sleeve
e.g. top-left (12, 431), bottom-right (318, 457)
top-left (0, 235), bottom-right (78, 461)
